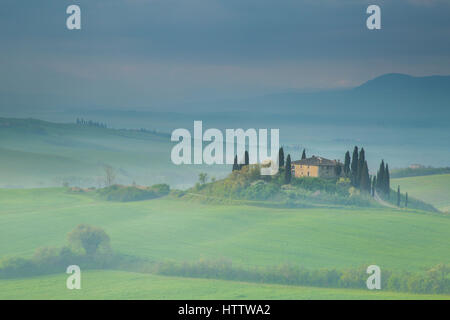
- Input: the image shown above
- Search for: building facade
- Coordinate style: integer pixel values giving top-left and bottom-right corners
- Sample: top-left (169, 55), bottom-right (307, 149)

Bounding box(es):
top-left (292, 155), bottom-right (343, 178)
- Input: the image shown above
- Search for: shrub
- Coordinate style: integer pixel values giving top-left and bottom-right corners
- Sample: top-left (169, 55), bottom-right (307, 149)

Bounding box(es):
top-left (153, 260), bottom-right (450, 294)
top-left (67, 224), bottom-right (111, 255)
top-left (0, 257), bottom-right (34, 278)
top-left (96, 184), bottom-right (170, 202)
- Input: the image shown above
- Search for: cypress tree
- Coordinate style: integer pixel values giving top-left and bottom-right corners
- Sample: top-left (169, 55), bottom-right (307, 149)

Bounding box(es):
top-left (405, 192), bottom-right (408, 208)
top-left (377, 160), bottom-right (385, 192)
top-left (397, 185), bottom-right (401, 207)
top-left (360, 160), bottom-right (370, 192)
top-left (372, 176), bottom-right (376, 197)
top-left (335, 165), bottom-right (342, 176)
top-left (344, 151), bottom-right (351, 176)
top-left (351, 146), bottom-right (359, 186)
top-left (285, 154), bottom-right (292, 184)
top-left (278, 147), bottom-right (285, 168)
top-left (301, 149), bottom-right (307, 160)
top-left (357, 148), bottom-right (365, 188)
top-left (244, 151), bottom-right (249, 166)
top-left (364, 161), bottom-right (371, 191)
top-left (232, 155), bottom-right (238, 171)
top-left (385, 164), bottom-right (390, 197)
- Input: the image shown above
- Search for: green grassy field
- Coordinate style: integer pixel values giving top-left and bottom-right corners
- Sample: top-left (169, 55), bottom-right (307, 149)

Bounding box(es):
top-left (392, 174), bottom-right (450, 213)
top-left (1, 270), bottom-right (448, 300)
top-left (1, 188), bottom-right (449, 272)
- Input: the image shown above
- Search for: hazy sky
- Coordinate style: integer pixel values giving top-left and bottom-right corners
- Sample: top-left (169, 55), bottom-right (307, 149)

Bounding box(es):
top-left (1, 0), bottom-right (450, 110)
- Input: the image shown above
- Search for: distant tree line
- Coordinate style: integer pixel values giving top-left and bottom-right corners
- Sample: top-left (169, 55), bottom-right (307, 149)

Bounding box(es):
top-left (76, 118), bottom-right (107, 128)
top-left (390, 167), bottom-right (450, 179)
top-left (155, 259), bottom-right (450, 295)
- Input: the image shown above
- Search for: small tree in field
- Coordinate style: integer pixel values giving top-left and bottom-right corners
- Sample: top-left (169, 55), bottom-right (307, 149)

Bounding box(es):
top-left (397, 186), bottom-right (401, 207)
top-left (198, 172), bottom-right (208, 185)
top-left (103, 165), bottom-right (116, 187)
top-left (68, 224), bottom-right (110, 255)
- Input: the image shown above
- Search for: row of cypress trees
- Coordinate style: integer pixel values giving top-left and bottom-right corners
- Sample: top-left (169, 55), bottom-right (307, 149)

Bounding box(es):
top-left (277, 147), bottom-right (293, 184)
top-left (343, 146), bottom-right (371, 192)
top-left (375, 160), bottom-right (391, 196)
top-left (343, 146), bottom-right (392, 197)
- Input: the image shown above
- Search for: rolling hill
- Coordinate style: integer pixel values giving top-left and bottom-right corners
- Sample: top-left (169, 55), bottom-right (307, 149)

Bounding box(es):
top-left (1, 188), bottom-right (448, 271)
top-left (0, 118), bottom-right (227, 189)
top-left (0, 187), bottom-right (449, 299)
top-left (392, 174), bottom-right (450, 213)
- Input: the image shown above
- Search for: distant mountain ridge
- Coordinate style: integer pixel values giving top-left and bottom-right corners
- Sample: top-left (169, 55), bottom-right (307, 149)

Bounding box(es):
top-left (217, 73), bottom-right (450, 125)
top-left (1, 73), bottom-right (449, 128)
top-left (355, 73), bottom-right (450, 93)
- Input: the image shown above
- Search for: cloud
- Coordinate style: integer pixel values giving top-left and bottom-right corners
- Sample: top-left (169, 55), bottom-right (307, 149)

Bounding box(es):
top-left (1, 0), bottom-right (450, 109)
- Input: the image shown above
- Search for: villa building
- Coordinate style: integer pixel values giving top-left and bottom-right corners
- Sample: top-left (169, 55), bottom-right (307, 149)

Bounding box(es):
top-left (292, 155), bottom-right (343, 178)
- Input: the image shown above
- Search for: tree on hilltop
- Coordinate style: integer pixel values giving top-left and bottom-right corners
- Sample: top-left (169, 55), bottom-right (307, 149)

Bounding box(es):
top-left (351, 146), bottom-right (359, 186)
top-left (278, 147), bottom-right (285, 168)
top-left (301, 149), bottom-right (307, 160)
top-left (232, 155), bottom-right (239, 171)
top-left (376, 160), bottom-right (385, 193)
top-left (285, 154), bottom-right (292, 184)
top-left (385, 164), bottom-right (390, 197)
top-left (344, 151), bottom-right (351, 177)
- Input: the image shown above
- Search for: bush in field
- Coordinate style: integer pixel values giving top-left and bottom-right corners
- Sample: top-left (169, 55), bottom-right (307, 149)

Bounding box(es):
top-left (241, 181), bottom-right (280, 200)
top-left (425, 264), bottom-right (450, 294)
top-left (196, 165), bottom-right (270, 200)
top-left (0, 257), bottom-right (34, 278)
top-left (291, 177), bottom-right (342, 194)
top-left (154, 260), bottom-right (450, 294)
top-left (67, 224), bottom-right (111, 255)
top-left (97, 184), bottom-right (170, 202)
top-left (151, 184), bottom-right (170, 195)
top-left (0, 225), bottom-right (117, 279)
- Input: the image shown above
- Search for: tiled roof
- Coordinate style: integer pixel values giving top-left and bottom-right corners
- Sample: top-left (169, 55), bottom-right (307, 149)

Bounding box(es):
top-left (292, 155), bottom-right (341, 166)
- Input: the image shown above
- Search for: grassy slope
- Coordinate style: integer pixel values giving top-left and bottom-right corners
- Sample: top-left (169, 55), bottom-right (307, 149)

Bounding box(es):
top-left (1, 188), bottom-right (449, 271)
top-left (1, 270), bottom-right (448, 300)
top-left (392, 174), bottom-right (450, 213)
top-left (0, 118), bottom-right (226, 188)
